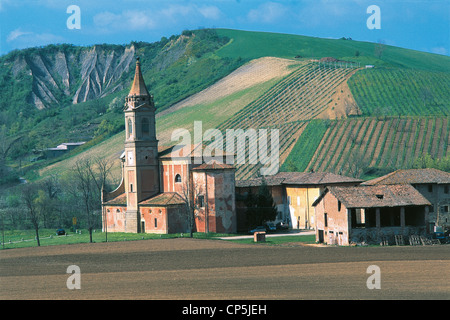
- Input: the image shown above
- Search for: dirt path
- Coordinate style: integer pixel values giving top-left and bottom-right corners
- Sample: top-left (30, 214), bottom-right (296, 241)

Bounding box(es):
top-left (1, 238), bottom-right (449, 300)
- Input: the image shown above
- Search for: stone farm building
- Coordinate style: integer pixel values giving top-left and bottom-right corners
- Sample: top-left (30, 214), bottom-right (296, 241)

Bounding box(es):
top-left (102, 59), bottom-right (236, 234)
top-left (312, 184), bottom-right (431, 245)
top-left (362, 168), bottom-right (450, 231)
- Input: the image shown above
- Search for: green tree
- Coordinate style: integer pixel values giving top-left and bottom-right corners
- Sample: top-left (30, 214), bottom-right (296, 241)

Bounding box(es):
top-left (283, 159), bottom-right (298, 172)
top-left (244, 177), bottom-right (278, 228)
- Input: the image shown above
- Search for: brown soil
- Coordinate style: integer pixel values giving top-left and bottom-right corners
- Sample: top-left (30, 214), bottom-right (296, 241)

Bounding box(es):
top-left (317, 68), bottom-right (362, 120)
top-left (1, 238), bottom-right (449, 300)
top-left (156, 57), bottom-right (301, 119)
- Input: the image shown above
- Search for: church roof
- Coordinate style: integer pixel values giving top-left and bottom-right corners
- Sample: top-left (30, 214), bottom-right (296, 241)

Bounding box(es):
top-left (139, 192), bottom-right (186, 206)
top-left (128, 57), bottom-right (150, 97)
top-left (158, 143), bottom-right (234, 159)
top-left (192, 161), bottom-right (234, 171)
top-left (104, 193), bottom-right (127, 205)
top-left (104, 192), bottom-right (186, 207)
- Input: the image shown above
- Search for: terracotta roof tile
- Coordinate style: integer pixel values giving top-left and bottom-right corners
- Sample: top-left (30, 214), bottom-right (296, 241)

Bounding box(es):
top-left (158, 143), bottom-right (233, 159)
top-left (324, 184), bottom-right (431, 208)
top-left (139, 192), bottom-right (185, 206)
top-left (192, 161), bottom-right (234, 171)
top-left (363, 168), bottom-right (450, 185)
top-left (104, 193), bottom-right (127, 205)
top-left (236, 172), bottom-right (362, 188)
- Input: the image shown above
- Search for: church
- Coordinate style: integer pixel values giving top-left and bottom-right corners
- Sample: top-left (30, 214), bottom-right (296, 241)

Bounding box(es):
top-left (101, 58), bottom-right (237, 234)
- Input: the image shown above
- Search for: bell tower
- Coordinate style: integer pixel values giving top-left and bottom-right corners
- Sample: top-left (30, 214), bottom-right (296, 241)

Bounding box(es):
top-left (123, 57), bottom-right (159, 232)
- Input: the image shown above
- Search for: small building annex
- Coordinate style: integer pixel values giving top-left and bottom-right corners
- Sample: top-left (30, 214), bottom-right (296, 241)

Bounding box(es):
top-left (312, 184), bottom-right (431, 246)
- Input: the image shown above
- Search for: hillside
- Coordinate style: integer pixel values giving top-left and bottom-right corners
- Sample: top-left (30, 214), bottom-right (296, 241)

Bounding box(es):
top-left (348, 68), bottom-right (450, 116)
top-left (38, 56), bottom-right (301, 180)
top-left (2, 28), bottom-right (449, 185)
top-left (215, 29), bottom-right (450, 73)
top-left (283, 117), bottom-right (449, 176)
top-left (0, 29), bottom-right (243, 182)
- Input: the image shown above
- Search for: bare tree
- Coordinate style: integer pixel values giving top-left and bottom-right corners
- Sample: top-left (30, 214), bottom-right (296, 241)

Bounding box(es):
top-left (88, 156), bottom-right (114, 194)
top-left (72, 159), bottom-right (98, 243)
top-left (89, 156), bottom-right (113, 242)
top-left (179, 173), bottom-right (204, 237)
top-left (34, 174), bottom-right (61, 228)
top-left (21, 183), bottom-right (41, 246)
top-left (347, 149), bottom-right (370, 178)
top-left (70, 157), bottom-right (113, 242)
top-left (3, 193), bottom-right (23, 229)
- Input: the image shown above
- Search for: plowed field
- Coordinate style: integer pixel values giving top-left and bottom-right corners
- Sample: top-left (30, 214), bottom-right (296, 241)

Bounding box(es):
top-left (1, 239), bottom-right (449, 300)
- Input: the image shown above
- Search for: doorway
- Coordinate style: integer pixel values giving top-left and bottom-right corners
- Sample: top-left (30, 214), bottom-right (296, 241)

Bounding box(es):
top-left (318, 230), bottom-right (324, 243)
top-left (141, 221), bottom-right (145, 233)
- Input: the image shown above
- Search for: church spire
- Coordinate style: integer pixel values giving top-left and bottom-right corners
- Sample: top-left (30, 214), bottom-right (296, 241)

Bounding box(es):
top-left (126, 57), bottom-right (154, 110)
top-left (128, 57), bottom-right (150, 97)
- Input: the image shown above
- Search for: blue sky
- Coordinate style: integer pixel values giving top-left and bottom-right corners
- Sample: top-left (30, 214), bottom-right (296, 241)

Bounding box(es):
top-left (0, 0), bottom-right (449, 56)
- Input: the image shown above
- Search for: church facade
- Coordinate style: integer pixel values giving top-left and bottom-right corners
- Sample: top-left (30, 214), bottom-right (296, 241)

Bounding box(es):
top-left (101, 58), bottom-right (237, 234)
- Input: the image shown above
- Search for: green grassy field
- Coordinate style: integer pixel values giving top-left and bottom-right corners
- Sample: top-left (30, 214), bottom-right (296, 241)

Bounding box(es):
top-left (0, 228), bottom-right (242, 250)
top-left (281, 119), bottom-right (330, 172)
top-left (215, 29), bottom-right (450, 72)
top-left (348, 68), bottom-right (450, 116)
top-left (0, 228), bottom-right (317, 250)
top-left (299, 116), bottom-right (450, 178)
top-left (227, 234), bottom-right (316, 245)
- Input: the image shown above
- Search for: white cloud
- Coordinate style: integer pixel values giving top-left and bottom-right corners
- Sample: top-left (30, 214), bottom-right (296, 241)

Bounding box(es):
top-left (160, 4), bottom-right (222, 22)
top-left (431, 47), bottom-right (448, 56)
top-left (198, 6), bottom-right (221, 20)
top-left (93, 11), bottom-right (121, 27)
top-left (7, 29), bottom-right (32, 42)
top-left (6, 28), bottom-right (64, 49)
top-left (296, 0), bottom-right (360, 28)
top-left (0, 0), bottom-right (13, 12)
top-left (123, 10), bottom-right (156, 30)
top-left (160, 4), bottom-right (195, 22)
top-left (93, 4), bottom-right (222, 33)
top-left (94, 10), bottom-right (155, 31)
top-left (247, 2), bottom-right (288, 24)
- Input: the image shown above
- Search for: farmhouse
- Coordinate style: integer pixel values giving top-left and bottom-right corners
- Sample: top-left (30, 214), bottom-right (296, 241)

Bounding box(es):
top-left (312, 184), bottom-right (431, 246)
top-left (102, 58), bottom-right (236, 234)
top-left (235, 171), bottom-right (362, 232)
top-left (363, 168), bottom-right (450, 231)
top-left (44, 142), bottom-right (85, 159)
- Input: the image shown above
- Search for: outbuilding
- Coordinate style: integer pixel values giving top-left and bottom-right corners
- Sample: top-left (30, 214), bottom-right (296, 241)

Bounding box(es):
top-left (312, 184), bottom-right (431, 245)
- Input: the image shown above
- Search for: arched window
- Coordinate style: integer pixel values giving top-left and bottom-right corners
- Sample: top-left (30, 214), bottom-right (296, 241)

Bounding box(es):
top-left (127, 118), bottom-right (133, 137)
top-left (141, 118), bottom-right (149, 135)
top-left (175, 174), bottom-right (182, 183)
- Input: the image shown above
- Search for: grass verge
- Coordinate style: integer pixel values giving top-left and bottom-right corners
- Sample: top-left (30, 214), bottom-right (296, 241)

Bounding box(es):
top-left (227, 235), bottom-right (316, 245)
top-left (0, 229), bottom-right (242, 250)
